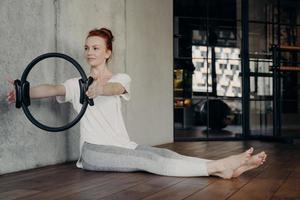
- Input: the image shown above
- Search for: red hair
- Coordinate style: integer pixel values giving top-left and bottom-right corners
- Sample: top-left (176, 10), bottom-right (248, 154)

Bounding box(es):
top-left (87, 28), bottom-right (114, 62)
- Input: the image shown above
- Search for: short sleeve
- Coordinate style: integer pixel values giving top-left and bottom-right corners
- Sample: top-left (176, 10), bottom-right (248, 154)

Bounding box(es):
top-left (109, 73), bottom-right (131, 101)
top-left (56, 78), bottom-right (79, 104)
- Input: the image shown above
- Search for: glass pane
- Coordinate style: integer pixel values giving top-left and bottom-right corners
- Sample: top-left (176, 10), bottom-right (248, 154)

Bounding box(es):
top-left (192, 30), bottom-right (208, 46)
top-left (215, 47), bottom-right (241, 97)
top-left (249, 59), bottom-right (272, 73)
top-left (279, 0), bottom-right (300, 25)
top-left (249, 0), bottom-right (277, 22)
top-left (175, 96), bottom-right (210, 139)
top-left (249, 23), bottom-right (269, 53)
top-left (280, 71), bottom-right (300, 137)
top-left (192, 46), bottom-right (212, 93)
top-left (250, 77), bottom-right (273, 97)
top-left (250, 100), bottom-right (273, 136)
top-left (207, 98), bottom-right (242, 138)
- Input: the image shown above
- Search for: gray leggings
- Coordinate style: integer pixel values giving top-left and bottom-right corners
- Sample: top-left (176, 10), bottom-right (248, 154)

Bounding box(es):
top-left (81, 142), bottom-right (211, 177)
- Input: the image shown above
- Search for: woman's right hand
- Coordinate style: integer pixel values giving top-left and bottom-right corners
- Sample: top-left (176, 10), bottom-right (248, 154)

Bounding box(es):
top-left (6, 78), bottom-right (16, 104)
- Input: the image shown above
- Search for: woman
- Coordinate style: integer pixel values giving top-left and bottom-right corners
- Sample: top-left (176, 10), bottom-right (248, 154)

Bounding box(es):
top-left (7, 28), bottom-right (267, 179)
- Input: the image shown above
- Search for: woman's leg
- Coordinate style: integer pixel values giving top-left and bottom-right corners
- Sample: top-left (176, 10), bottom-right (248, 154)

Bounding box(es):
top-left (136, 145), bottom-right (212, 163)
top-left (136, 145), bottom-right (267, 179)
top-left (81, 143), bottom-right (267, 179)
top-left (81, 142), bottom-right (209, 177)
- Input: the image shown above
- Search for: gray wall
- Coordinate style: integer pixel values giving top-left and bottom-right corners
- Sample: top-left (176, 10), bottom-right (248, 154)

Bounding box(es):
top-left (126, 0), bottom-right (173, 145)
top-left (0, 0), bottom-right (173, 174)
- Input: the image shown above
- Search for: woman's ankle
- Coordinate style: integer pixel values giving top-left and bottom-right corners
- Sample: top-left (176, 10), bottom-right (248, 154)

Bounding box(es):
top-left (206, 160), bottom-right (224, 175)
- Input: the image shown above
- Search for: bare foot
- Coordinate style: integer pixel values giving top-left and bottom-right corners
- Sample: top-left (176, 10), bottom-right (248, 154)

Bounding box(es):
top-left (208, 147), bottom-right (253, 179)
top-left (232, 151), bottom-right (267, 178)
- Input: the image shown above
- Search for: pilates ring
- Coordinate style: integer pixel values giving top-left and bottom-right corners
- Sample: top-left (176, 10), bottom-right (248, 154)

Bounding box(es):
top-left (14, 52), bottom-right (94, 132)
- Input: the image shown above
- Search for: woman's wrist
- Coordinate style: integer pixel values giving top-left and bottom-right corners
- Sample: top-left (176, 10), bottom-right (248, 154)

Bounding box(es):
top-left (97, 85), bottom-right (104, 96)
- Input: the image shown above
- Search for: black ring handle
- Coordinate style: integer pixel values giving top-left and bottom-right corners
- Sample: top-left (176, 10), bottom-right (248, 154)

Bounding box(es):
top-left (87, 76), bottom-right (94, 106)
top-left (14, 80), bottom-right (22, 108)
top-left (15, 52), bottom-right (93, 132)
top-left (79, 76), bottom-right (94, 106)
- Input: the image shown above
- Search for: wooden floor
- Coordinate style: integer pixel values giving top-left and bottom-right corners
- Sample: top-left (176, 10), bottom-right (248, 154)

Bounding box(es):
top-left (1, 140), bottom-right (300, 200)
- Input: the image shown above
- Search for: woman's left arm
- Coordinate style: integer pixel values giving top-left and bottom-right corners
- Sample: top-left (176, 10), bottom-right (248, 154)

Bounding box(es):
top-left (86, 81), bottom-right (126, 99)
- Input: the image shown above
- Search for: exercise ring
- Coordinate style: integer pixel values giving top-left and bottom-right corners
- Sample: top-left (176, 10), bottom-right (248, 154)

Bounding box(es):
top-left (14, 52), bottom-right (94, 132)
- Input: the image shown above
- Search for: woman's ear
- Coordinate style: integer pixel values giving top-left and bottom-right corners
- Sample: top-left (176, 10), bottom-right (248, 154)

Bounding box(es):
top-left (105, 49), bottom-right (112, 59)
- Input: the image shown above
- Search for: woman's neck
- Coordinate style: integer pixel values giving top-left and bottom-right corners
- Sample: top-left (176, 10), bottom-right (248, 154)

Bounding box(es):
top-left (90, 64), bottom-right (112, 80)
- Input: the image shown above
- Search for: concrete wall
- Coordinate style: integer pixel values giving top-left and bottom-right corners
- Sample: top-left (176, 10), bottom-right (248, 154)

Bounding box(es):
top-left (126, 0), bottom-right (173, 145)
top-left (0, 0), bottom-right (173, 174)
top-left (0, 0), bottom-right (69, 174)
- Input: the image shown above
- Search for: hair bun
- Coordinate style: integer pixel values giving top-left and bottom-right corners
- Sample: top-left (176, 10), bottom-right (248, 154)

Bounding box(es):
top-left (99, 28), bottom-right (114, 41)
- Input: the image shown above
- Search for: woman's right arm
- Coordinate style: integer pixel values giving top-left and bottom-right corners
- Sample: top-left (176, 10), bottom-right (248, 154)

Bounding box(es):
top-left (7, 81), bottom-right (65, 104)
top-left (30, 84), bottom-right (65, 99)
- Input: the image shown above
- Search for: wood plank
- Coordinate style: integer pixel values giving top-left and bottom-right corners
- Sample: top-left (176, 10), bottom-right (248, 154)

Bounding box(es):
top-left (0, 189), bottom-right (40, 200)
top-left (271, 161), bottom-right (300, 199)
top-left (141, 177), bottom-right (216, 200)
top-left (226, 164), bottom-right (292, 200)
top-left (0, 162), bottom-right (74, 186)
top-left (56, 173), bottom-right (155, 200)
top-left (0, 165), bottom-right (79, 193)
top-left (271, 176), bottom-right (300, 200)
top-left (99, 176), bottom-right (185, 200)
top-left (184, 164), bottom-right (267, 200)
top-left (20, 172), bottom-right (136, 200)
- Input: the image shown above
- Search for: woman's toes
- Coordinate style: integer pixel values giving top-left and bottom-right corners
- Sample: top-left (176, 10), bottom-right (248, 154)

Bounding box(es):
top-left (249, 147), bottom-right (254, 153)
top-left (246, 147), bottom-right (254, 155)
top-left (259, 152), bottom-right (266, 158)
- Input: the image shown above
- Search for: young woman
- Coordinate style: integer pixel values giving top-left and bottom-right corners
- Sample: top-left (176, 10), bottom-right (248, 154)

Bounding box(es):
top-left (7, 28), bottom-right (267, 179)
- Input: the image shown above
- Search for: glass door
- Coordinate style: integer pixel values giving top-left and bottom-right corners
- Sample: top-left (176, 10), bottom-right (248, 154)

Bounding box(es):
top-left (173, 0), bottom-right (243, 140)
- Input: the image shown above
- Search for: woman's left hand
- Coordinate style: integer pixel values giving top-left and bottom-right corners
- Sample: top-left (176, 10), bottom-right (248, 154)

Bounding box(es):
top-left (86, 78), bottom-right (104, 99)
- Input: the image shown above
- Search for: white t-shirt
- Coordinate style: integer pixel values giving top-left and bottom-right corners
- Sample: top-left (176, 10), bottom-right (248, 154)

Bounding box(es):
top-left (57, 73), bottom-right (138, 168)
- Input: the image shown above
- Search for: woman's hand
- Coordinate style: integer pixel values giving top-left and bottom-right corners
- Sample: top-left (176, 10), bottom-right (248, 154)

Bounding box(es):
top-left (6, 78), bottom-right (16, 104)
top-left (86, 78), bottom-right (104, 99)
top-left (6, 75), bottom-right (66, 104)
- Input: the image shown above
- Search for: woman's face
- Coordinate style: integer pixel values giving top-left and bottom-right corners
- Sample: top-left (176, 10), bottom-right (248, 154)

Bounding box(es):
top-left (84, 36), bottom-right (111, 67)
